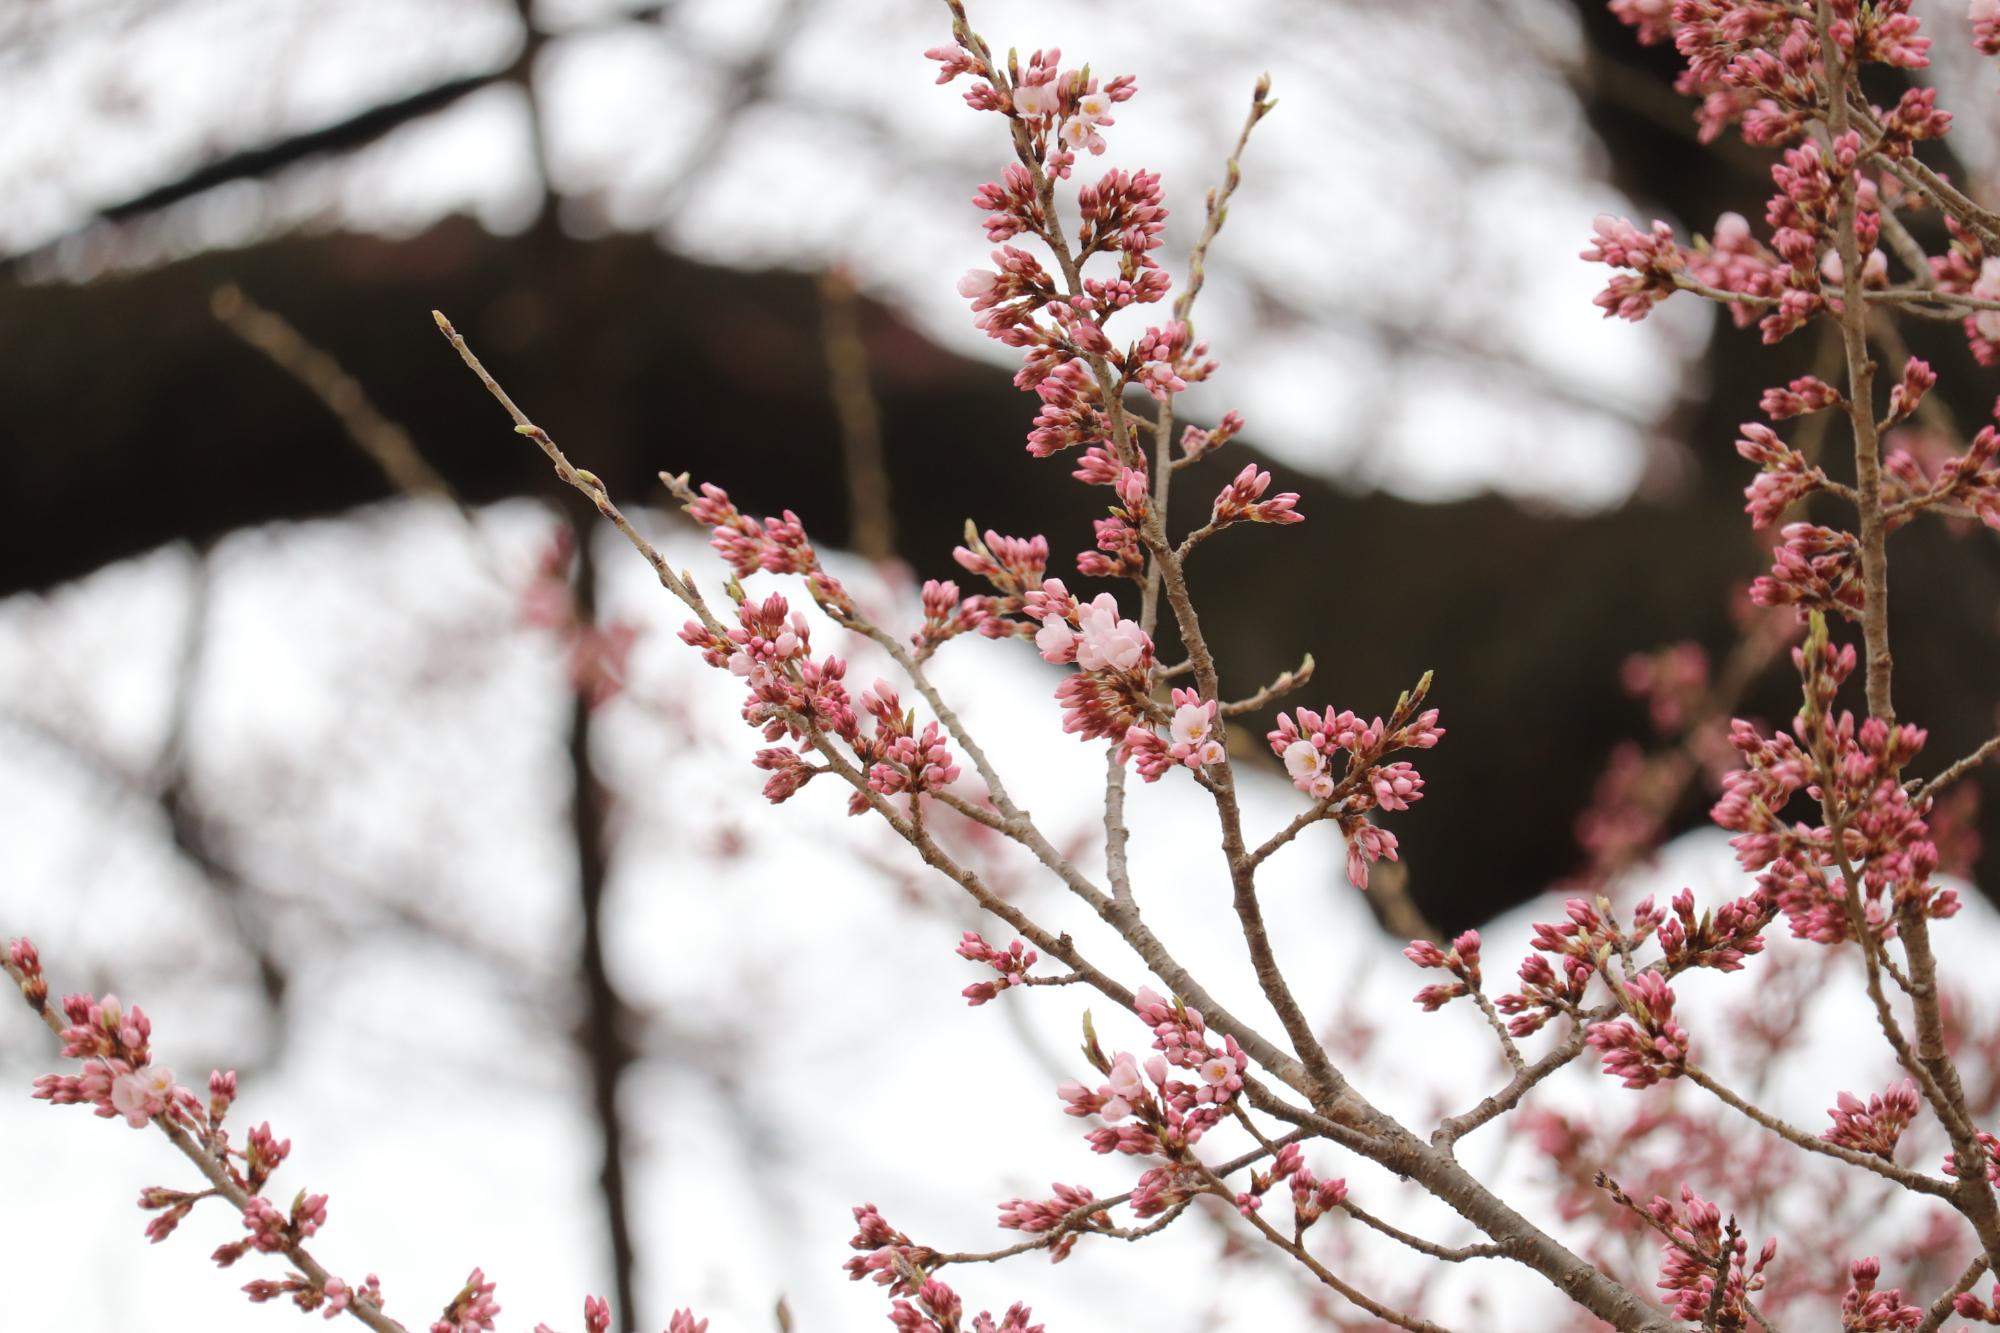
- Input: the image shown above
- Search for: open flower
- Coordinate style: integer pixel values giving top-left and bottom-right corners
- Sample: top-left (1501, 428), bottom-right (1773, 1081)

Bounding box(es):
top-left (1074, 595), bottom-right (1150, 672)
top-left (109, 1065), bottom-right (176, 1129)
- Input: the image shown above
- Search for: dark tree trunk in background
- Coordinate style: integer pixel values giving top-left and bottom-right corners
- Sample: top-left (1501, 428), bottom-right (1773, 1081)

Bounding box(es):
top-left (9, 215), bottom-right (1998, 932)
top-left (6, 0), bottom-right (2000, 930)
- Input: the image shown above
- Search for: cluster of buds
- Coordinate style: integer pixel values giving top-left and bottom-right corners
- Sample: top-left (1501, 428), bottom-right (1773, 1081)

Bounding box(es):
top-left (844, 1206), bottom-right (1041, 1329)
top-left (1497, 885), bottom-right (1764, 1060)
top-left (912, 529), bottom-right (1057, 654)
top-left (844, 1204), bottom-right (939, 1293)
top-left (29, 990), bottom-right (182, 1128)
top-left (5, 946), bottom-right (414, 1324)
top-left (933, 45), bottom-right (1179, 430)
top-left (1644, 887), bottom-right (1771, 974)
top-left (1882, 411), bottom-right (2000, 530)
top-left (1401, 930), bottom-right (1483, 1013)
top-left (913, 577), bottom-right (1010, 657)
top-left (1057, 1008), bottom-right (1247, 1159)
top-left (1586, 135), bottom-right (1886, 343)
top-left (1928, 216), bottom-right (2000, 364)
top-left (1711, 615), bottom-right (1956, 944)
top-left (432, 1268), bottom-right (501, 1333)
top-left (1207, 464), bottom-right (1302, 530)
top-left (1584, 971), bottom-right (1690, 1089)
top-left (1581, 214), bottom-right (1685, 322)
top-left (681, 590), bottom-right (856, 798)
top-left (1686, 213), bottom-right (1783, 333)
top-left (1821, 1081), bottom-right (1920, 1161)
top-left (224, 1190), bottom-right (327, 1261)
top-left (1496, 900), bottom-right (1613, 1037)
top-left (1264, 676), bottom-right (1442, 888)
top-left (994, 1183), bottom-right (1109, 1263)
top-left (1119, 687), bottom-right (1225, 782)
top-left (1178, 410), bottom-right (1244, 463)
top-left (1734, 420), bottom-right (1829, 531)
top-left (1647, 1186), bottom-right (1776, 1328)
top-left (1233, 1142), bottom-right (1348, 1234)
top-left (955, 932), bottom-right (1040, 1006)
top-left (674, 495), bottom-right (977, 815)
top-left (8, 936), bottom-right (47, 1011)
top-left (684, 481), bottom-right (819, 580)
top-left (854, 680), bottom-right (963, 807)
top-left (1839, 1257), bottom-right (1923, 1331)
top-left (673, 479), bottom-right (853, 617)
top-left (1942, 1130), bottom-right (2000, 1187)
top-left (244, 1270), bottom-right (381, 1321)
top-left (1750, 523), bottom-right (1865, 617)
top-left (1128, 987), bottom-right (1248, 1099)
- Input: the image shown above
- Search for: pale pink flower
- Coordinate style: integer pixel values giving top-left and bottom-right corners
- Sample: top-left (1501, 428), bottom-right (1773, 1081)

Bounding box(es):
top-left (1283, 739), bottom-right (1325, 787)
top-left (1035, 620), bottom-right (1077, 663)
top-left (1060, 117), bottom-right (1106, 155)
top-left (1107, 1052), bottom-right (1145, 1101)
top-left (1074, 594), bottom-right (1149, 672)
top-left (1012, 81), bottom-right (1059, 118)
top-left (957, 269), bottom-right (999, 300)
top-left (1198, 1057), bottom-right (1232, 1086)
top-left (109, 1065), bottom-right (175, 1129)
top-left (1169, 701), bottom-right (1212, 749)
top-left (1974, 258), bottom-right (2000, 340)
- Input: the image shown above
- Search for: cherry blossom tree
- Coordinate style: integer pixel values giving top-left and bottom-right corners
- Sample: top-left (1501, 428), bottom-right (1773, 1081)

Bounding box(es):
top-left (15, 0), bottom-right (2000, 1329)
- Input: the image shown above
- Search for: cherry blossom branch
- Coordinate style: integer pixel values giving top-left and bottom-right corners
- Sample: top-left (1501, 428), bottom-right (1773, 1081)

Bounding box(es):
top-left (1337, 1199), bottom-right (1510, 1264)
top-left (932, 1131), bottom-right (1306, 1268)
top-left (2, 945), bottom-right (410, 1333)
top-left (1217, 655), bottom-right (1315, 718)
top-left (387, 282), bottom-right (1685, 1323)
top-left (1680, 1063), bottom-right (1953, 1197)
top-left (1432, 1019), bottom-right (1598, 1150)
top-left (1915, 732), bottom-right (2000, 806)
top-left (1820, 0), bottom-right (1894, 728)
top-left (1918, 1253), bottom-right (1988, 1333)
top-left (436, 308), bottom-right (1346, 1119)
top-left (1185, 1158), bottom-right (1453, 1333)
top-left (1468, 987), bottom-right (1526, 1076)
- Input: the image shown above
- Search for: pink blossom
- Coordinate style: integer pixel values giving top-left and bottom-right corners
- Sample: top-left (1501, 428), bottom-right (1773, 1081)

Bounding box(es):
top-left (109, 1064), bottom-right (176, 1129)
top-left (1282, 738), bottom-right (1333, 799)
top-left (1106, 1052), bottom-right (1145, 1102)
top-left (1059, 117), bottom-right (1106, 156)
top-left (1974, 258), bottom-right (2000, 342)
top-left (1034, 620), bottom-right (1077, 664)
top-left (957, 269), bottom-right (1000, 301)
top-left (1073, 594), bottom-right (1150, 673)
top-left (1012, 80), bottom-right (1059, 119)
